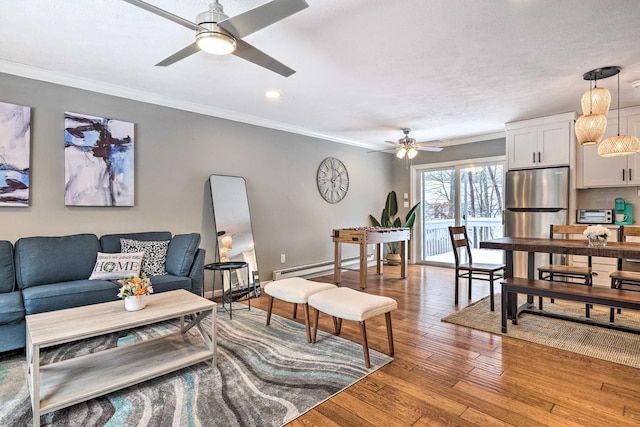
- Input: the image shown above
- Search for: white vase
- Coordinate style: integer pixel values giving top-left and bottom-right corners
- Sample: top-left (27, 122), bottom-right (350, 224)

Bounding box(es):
top-left (124, 295), bottom-right (147, 311)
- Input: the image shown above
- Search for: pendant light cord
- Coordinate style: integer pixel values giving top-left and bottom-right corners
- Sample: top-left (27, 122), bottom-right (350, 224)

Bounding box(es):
top-left (617, 72), bottom-right (621, 137)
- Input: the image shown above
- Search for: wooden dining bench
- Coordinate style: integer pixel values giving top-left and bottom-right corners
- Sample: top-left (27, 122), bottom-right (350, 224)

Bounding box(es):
top-left (500, 277), bottom-right (640, 333)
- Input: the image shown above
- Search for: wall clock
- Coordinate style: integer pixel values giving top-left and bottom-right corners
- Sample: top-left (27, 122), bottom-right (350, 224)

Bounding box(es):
top-left (317, 157), bottom-right (349, 204)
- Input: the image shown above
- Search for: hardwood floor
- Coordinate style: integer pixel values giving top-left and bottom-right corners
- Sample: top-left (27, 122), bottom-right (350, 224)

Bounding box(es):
top-left (249, 264), bottom-right (640, 426)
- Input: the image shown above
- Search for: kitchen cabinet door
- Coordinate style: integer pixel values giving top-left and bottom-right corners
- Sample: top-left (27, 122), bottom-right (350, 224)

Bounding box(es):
top-left (581, 120), bottom-right (628, 187)
top-left (507, 126), bottom-right (538, 169)
top-left (627, 114), bottom-right (640, 185)
top-left (580, 114), bottom-right (640, 187)
top-left (537, 121), bottom-right (571, 167)
top-left (507, 121), bottom-right (570, 169)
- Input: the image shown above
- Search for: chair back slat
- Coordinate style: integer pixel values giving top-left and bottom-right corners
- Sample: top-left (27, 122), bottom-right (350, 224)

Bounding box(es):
top-left (623, 226), bottom-right (640, 238)
top-left (448, 226), bottom-right (472, 266)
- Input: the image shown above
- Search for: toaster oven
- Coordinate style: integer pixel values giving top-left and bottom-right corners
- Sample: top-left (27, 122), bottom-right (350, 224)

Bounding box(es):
top-left (576, 209), bottom-right (613, 224)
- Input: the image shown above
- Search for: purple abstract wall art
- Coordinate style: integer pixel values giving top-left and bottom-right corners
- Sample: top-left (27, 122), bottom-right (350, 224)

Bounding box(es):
top-left (0, 101), bottom-right (31, 207)
top-left (64, 112), bottom-right (135, 206)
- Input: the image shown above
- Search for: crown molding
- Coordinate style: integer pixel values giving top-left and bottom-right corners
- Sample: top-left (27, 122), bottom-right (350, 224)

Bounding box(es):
top-left (0, 59), bottom-right (373, 149)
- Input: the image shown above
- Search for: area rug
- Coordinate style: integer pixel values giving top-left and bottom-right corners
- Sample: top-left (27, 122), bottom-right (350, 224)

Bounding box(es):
top-left (0, 307), bottom-right (392, 427)
top-left (442, 294), bottom-right (640, 368)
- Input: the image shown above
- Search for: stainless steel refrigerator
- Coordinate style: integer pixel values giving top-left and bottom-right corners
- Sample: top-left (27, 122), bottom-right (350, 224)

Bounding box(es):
top-left (504, 166), bottom-right (570, 278)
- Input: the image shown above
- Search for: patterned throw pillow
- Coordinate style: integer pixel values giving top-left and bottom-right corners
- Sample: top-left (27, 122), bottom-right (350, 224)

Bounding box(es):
top-left (89, 252), bottom-right (144, 280)
top-left (120, 238), bottom-right (170, 276)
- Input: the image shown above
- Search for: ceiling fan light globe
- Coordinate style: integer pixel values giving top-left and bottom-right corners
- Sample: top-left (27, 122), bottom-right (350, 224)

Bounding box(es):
top-left (396, 148), bottom-right (407, 159)
top-left (196, 32), bottom-right (237, 55)
top-left (407, 148), bottom-right (418, 159)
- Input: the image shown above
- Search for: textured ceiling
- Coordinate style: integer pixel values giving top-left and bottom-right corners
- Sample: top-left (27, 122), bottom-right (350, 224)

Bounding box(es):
top-left (1, 0), bottom-right (640, 150)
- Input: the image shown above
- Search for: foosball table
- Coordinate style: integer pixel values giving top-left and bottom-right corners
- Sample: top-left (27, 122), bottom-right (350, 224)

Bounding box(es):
top-left (332, 227), bottom-right (410, 289)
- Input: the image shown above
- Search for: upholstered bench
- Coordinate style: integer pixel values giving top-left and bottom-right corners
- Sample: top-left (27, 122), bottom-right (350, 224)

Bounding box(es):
top-left (264, 278), bottom-right (337, 342)
top-left (308, 287), bottom-right (397, 368)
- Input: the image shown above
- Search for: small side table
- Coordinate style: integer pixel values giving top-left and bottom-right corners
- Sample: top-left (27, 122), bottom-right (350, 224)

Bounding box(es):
top-left (205, 261), bottom-right (251, 319)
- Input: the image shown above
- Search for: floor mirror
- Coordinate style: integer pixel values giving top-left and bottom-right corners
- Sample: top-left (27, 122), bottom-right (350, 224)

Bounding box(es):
top-left (208, 175), bottom-right (259, 301)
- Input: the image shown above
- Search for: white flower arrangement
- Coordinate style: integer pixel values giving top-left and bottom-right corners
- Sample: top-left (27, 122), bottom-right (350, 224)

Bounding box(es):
top-left (582, 224), bottom-right (612, 240)
top-left (117, 273), bottom-right (154, 298)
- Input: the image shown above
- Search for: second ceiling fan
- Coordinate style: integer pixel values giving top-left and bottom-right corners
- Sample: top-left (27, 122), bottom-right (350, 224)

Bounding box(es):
top-left (383, 128), bottom-right (444, 159)
top-left (122, 0), bottom-right (309, 77)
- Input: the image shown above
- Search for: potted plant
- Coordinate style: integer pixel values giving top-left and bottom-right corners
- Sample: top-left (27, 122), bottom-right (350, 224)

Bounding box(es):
top-left (117, 273), bottom-right (154, 311)
top-left (369, 190), bottom-right (421, 265)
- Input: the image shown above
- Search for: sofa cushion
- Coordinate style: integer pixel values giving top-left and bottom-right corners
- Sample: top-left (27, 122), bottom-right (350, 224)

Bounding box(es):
top-left (0, 240), bottom-right (15, 293)
top-left (166, 233), bottom-right (201, 276)
top-left (148, 274), bottom-right (192, 294)
top-left (15, 234), bottom-right (101, 289)
top-left (0, 292), bottom-right (24, 324)
top-left (99, 232), bottom-right (172, 253)
top-left (89, 252), bottom-right (144, 280)
top-left (21, 279), bottom-right (119, 315)
top-left (121, 239), bottom-right (169, 276)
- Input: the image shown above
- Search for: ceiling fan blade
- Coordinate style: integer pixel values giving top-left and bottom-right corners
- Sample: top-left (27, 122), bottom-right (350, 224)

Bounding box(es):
top-left (155, 43), bottom-right (200, 66)
top-left (121, 0), bottom-right (201, 31)
top-left (367, 148), bottom-right (397, 154)
top-left (219, 0), bottom-right (309, 39)
top-left (233, 39), bottom-right (295, 77)
top-left (417, 146), bottom-right (444, 152)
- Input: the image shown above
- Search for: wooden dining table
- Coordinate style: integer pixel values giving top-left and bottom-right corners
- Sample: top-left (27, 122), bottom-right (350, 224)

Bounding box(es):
top-left (480, 236), bottom-right (640, 326)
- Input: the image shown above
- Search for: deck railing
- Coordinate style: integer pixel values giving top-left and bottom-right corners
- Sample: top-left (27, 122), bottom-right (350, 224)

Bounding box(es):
top-left (422, 218), bottom-right (502, 257)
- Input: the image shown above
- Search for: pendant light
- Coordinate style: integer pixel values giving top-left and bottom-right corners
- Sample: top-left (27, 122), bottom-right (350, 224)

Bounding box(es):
top-left (598, 69), bottom-right (640, 157)
top-left (575, 67), bottom-right (616, 146)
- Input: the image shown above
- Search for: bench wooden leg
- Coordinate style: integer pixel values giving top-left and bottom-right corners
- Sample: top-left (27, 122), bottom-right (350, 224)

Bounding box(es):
top-left (311, 308), bottom-right (320, 343)
top-left (303, 303), bottom-right (312, 343)
top-left (333, 317), bottom-right (342, 335)
top-left (501, 291), bottom-right (508, 333)
top-left (359, 320), bottom-right (371, 368)
top-left (293, 303), bottom-right (298, 319)
top-left (385, 312), bottom-right (394, 356)
top-left (266, 295), bottom-right (274, 325)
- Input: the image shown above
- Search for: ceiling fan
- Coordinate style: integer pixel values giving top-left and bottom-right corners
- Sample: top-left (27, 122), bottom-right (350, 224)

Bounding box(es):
top-left (122, 0), bottom-right (309, 77)
top-left (379, 128), bottom-right (444, 159)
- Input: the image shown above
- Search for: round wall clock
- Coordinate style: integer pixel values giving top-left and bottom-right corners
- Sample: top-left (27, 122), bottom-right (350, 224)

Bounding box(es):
top-left (317, 157), bottom-right (349, 204)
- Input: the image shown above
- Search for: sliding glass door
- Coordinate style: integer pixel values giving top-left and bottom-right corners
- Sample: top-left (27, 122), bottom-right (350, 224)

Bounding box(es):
top-left (413, 158), bottom-right (504, 267)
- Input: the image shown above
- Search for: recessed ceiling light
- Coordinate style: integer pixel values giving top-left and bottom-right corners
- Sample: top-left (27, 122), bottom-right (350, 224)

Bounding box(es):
top-left (632, 80), bottom-right (640, 89)
top-left (265, 90), bottom-right (281, 99)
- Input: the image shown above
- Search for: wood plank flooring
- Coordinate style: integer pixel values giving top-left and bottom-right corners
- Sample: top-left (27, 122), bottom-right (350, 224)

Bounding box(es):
top-left (249, 265), bottom-right (640, 426)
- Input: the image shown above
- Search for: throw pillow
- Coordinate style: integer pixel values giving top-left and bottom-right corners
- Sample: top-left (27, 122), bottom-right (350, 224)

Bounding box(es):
top-left (89, 252), bottom-right (144, 280)
top-left (120, 238), bottom-right (170, 276)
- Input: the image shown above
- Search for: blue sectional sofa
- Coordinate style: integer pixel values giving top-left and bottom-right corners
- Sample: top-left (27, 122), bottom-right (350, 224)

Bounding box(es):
top-left (0, 241), bottom-right (25, 353)
top-left (1, 231), bottom-right (205, 353)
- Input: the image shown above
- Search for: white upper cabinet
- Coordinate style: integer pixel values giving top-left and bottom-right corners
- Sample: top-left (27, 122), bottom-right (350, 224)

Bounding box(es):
top-left (578, 110), bottom-right (640, 188)
top-left (506, 113), bottom-right (574, 170)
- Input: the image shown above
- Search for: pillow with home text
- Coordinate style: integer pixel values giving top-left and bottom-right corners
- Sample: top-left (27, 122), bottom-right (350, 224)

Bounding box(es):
top-left (89, 252), bottom-right (144, 280)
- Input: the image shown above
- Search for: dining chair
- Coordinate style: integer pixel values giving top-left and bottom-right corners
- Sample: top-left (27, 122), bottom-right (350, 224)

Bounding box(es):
top-left (448, 226), bottom-right (505, 311)
top-left (537, 224), bottom-right (593, 316)
top-left (610, 225), bottom-right (640, 322)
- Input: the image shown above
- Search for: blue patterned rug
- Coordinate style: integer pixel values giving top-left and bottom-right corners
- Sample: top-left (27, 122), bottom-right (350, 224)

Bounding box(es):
top-left (0, 307), bottom-right (392, 426)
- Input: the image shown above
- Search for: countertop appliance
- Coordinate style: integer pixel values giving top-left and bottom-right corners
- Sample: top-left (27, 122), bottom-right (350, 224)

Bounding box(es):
top-left (614, 197), bottom-right (633, 225)
top-left (504, 166), bottom-right (569, 278)
top-left (576, 209), bottom-right (613, 224)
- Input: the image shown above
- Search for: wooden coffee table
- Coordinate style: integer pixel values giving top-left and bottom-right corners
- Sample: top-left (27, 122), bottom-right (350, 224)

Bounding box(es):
top-left (25, 289), bottom-right (216, 427)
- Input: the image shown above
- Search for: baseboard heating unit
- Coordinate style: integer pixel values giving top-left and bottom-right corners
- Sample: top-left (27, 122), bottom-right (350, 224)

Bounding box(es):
top-left (272, 255), bottom-right (374, 281)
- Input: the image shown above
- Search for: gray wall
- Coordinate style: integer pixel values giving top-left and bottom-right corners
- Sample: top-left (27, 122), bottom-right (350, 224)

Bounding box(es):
top-left (0, 73), bottom-right (394, 291)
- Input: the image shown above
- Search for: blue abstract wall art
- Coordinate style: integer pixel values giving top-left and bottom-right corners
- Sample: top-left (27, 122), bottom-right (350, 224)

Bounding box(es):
top-left (0, 101), bottom-right (31, 207)
top-left (65, 112), bottom-right (135, 206)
